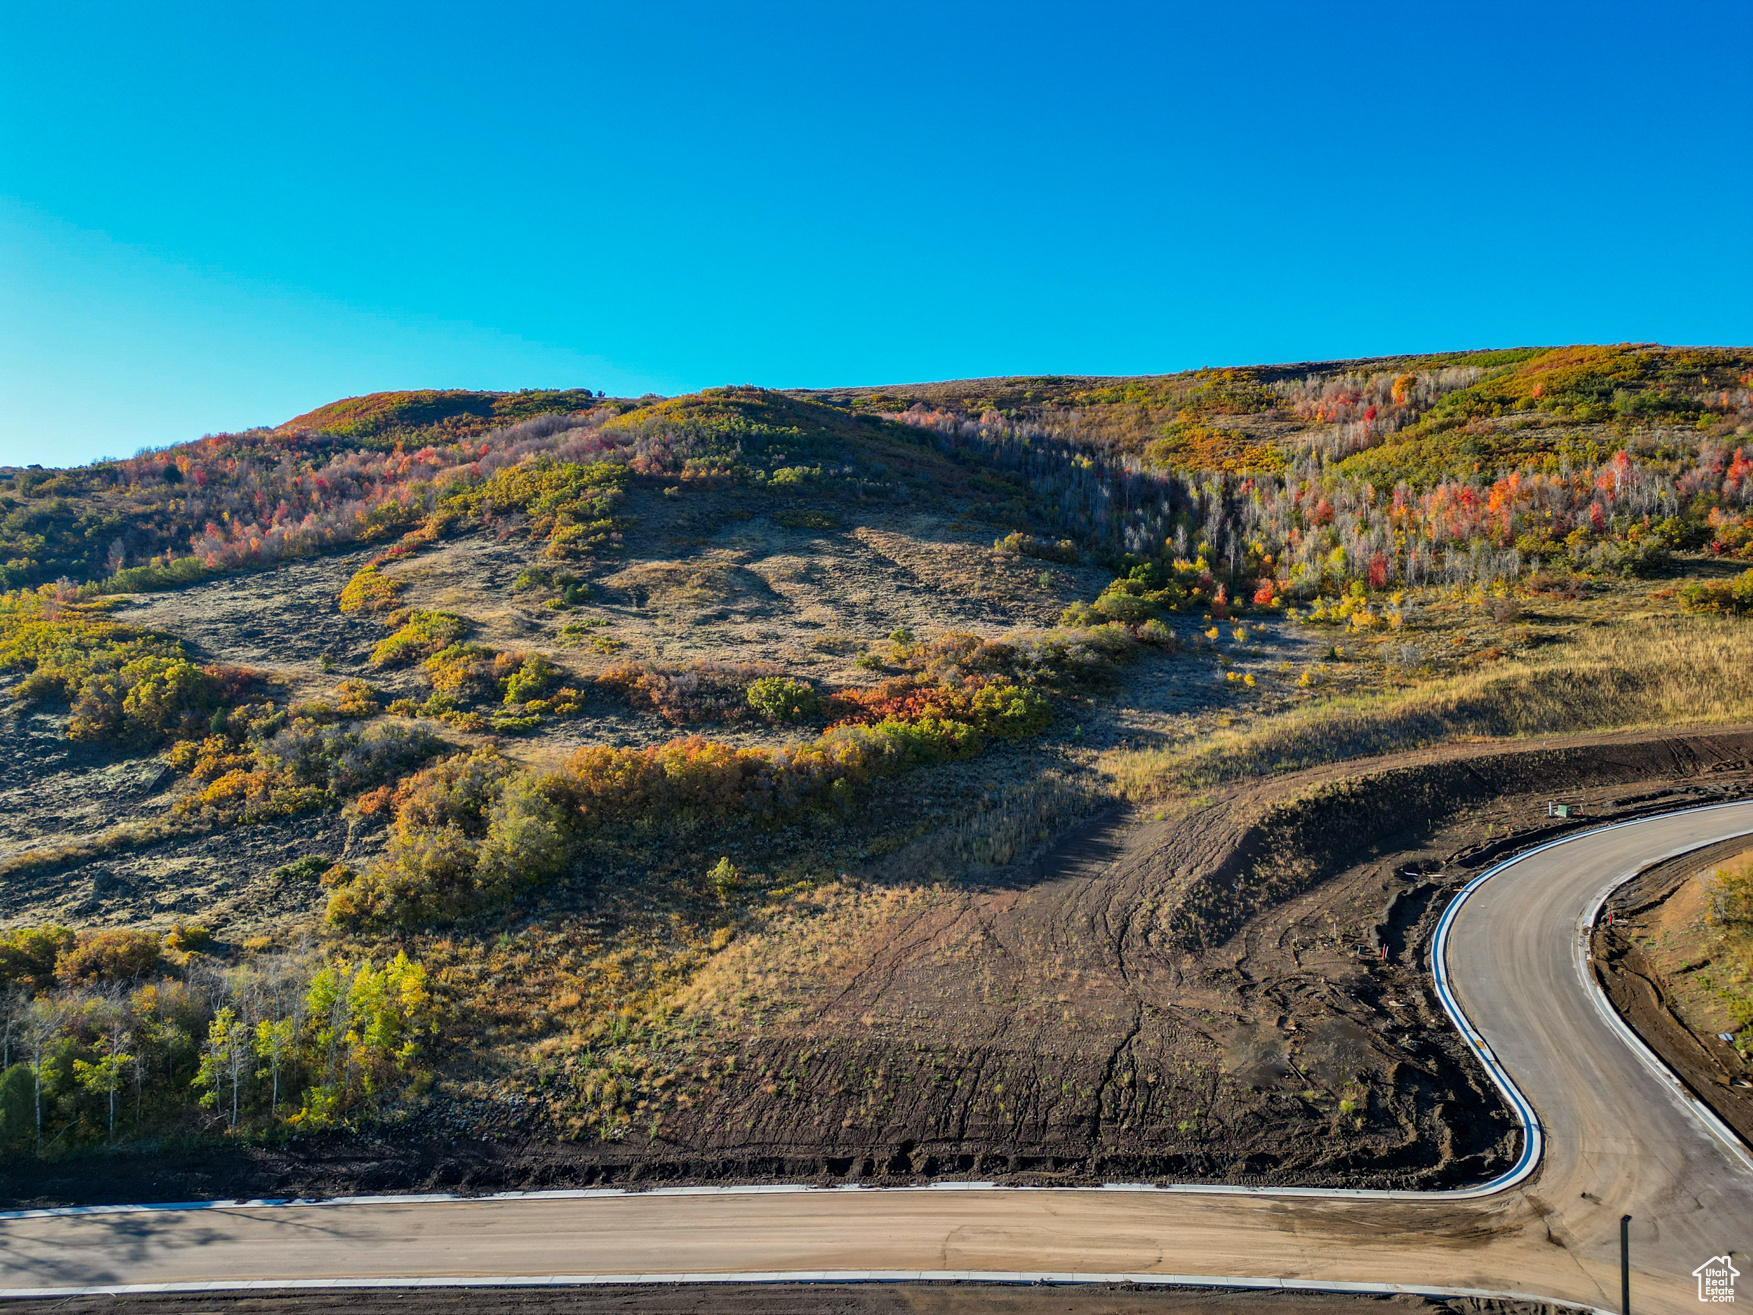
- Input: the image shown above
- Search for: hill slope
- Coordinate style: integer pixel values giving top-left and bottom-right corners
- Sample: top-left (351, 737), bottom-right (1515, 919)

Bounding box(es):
top-left (277, 388), bottom-right (616, 448)
top-left (5, 343), bottom-right (1749, 596)
top-left (1, 344), bottom-right (1752, 1200)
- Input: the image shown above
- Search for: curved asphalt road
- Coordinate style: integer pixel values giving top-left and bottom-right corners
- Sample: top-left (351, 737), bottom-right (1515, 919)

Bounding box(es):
top-left (6, 801), bottom-right (1753, 1313)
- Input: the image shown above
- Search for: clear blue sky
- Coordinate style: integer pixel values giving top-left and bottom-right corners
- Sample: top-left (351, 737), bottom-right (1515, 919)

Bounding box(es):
top-left (2, 1), bottom-right (1749, 467)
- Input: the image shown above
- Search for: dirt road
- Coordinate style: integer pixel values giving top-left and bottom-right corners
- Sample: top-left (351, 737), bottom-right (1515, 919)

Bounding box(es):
top-left (6, 803), bottom-right (1753, 1313)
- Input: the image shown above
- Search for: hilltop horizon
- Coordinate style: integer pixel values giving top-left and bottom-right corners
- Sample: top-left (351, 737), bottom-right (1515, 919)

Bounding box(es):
top-left (10, 341), bottom-right (1751, 475)
top-left (276, 339), bottom-right (1746, 428)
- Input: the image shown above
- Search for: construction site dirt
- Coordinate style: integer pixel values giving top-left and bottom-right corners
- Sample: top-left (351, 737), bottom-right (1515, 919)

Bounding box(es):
top-left (8, 727), bottom-right (1751, 1211)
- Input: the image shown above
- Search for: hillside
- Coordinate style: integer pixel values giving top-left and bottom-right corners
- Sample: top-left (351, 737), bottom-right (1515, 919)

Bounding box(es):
top-left (3, 344), bottom-right (1753, 1199)
top-left (806, 342), bottom-right (1751, 474)
top-left (276, 389), bottom-right (619, 447)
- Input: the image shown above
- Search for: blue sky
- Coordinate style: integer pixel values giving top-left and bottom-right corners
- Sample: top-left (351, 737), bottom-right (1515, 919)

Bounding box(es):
top-left (2, 1), bottom-right (1749, 467)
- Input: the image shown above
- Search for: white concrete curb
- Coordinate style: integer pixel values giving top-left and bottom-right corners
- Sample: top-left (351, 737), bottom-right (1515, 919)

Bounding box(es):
top-left (1575, 831), bottom-right (1753, 1176)
top-left (0, 1270), bottom-right (1608, 1311)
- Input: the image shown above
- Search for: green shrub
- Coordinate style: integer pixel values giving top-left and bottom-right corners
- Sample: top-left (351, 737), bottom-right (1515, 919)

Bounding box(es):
top-left (92, 555), bottom-right (216, 595)
top-left (968, 683), bottom-right (1052, 736)
top-left (325, 750), bottom-right (573, 929)
top-left (370, 610), bottom-right (469, 667)
top-left (1681, 568), bottom-right (1753, 617)
top-left (1091, 590), bottom-right (1156, 625)
top-left (0, 926), bottom-right (76, 993)
top-left (444, 459), bottom-right (628, 561)
top-left (259, 719), bottom-right (446, 797)
top-left (502, 653), bottom-right (560, 705)
top-left (994, 532), bottom-right (1078, 564)
top-left (853, 716), bottom-right (982, 765)
top-left (270, 855), bottom-right (334, 884)
top-left (747, 676), bottom-right (820, 722)
top-left (163, 923), bottom-right (212, 954)
top-left (55, 930), bottom-right (164, 985)
top-left (1, 596), bottom-right (254, 745)
top-left (473, 773), bottom-right (573, 892)
top-left (1593, 539), bottom-right (1672, 578)
top-left (513, 567), bottom-right (591, 604)
top-left (707, 856), bottom-right (742, 895)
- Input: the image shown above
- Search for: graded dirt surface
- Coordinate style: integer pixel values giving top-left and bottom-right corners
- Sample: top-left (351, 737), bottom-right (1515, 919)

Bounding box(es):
top-left (0, 1285), bottom-right (1561, 1315)
top-left (7, 801), bottom-right (1753, 1314)
top-left (535, 727), bottom-right (1753, 1189)
top-left (7, 728), bottom-right (1753, 1213)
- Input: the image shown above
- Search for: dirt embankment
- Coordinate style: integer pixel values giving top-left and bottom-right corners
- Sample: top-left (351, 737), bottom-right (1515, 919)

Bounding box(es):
top-left (0, 1286), bottom-right (1565, 1315)
top-left (11, 727), bottom-right (1751, 1210)
top-left (1166, 729), bottom-right (1753, 949)
top-left (1592, 836), bottom-right (1753, 1143)
top-left (587, 727), bottom-right (1753, 1194)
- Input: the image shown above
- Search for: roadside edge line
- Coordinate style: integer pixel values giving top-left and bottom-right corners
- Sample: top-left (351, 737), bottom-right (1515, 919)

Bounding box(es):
top-left (0, 1270), bottom-right (1608, 1312)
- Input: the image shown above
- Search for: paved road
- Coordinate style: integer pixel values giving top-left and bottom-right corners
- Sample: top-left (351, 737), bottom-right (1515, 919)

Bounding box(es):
top-left (7, 802), bottom-right (1753, 1312)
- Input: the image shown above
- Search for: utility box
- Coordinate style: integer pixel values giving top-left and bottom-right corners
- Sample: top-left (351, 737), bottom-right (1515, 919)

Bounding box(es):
top-left (1548, 802), bottom-right (1572, 819)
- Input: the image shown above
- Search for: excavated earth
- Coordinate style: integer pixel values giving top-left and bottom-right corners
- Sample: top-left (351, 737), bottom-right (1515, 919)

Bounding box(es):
top-left (595, 725), bottom-right (1753, 1190)
top-left (8, 726), bottom-right (1752, 1209)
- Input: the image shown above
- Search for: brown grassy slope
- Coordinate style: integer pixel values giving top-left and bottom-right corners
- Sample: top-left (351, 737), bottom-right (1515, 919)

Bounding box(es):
top-left (7, 355), bottom-right (1753, 1197)
top-left (0, 464), bottom-right (1160, 928)
top-left (1105, 611), bottom-right (1753, 801)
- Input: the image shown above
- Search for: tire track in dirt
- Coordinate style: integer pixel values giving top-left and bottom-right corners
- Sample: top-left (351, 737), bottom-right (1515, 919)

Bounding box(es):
top-left (11, 728), bottom-right (1753, 1203)
top-left (618, 725), bottom-right (1753, 1188)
